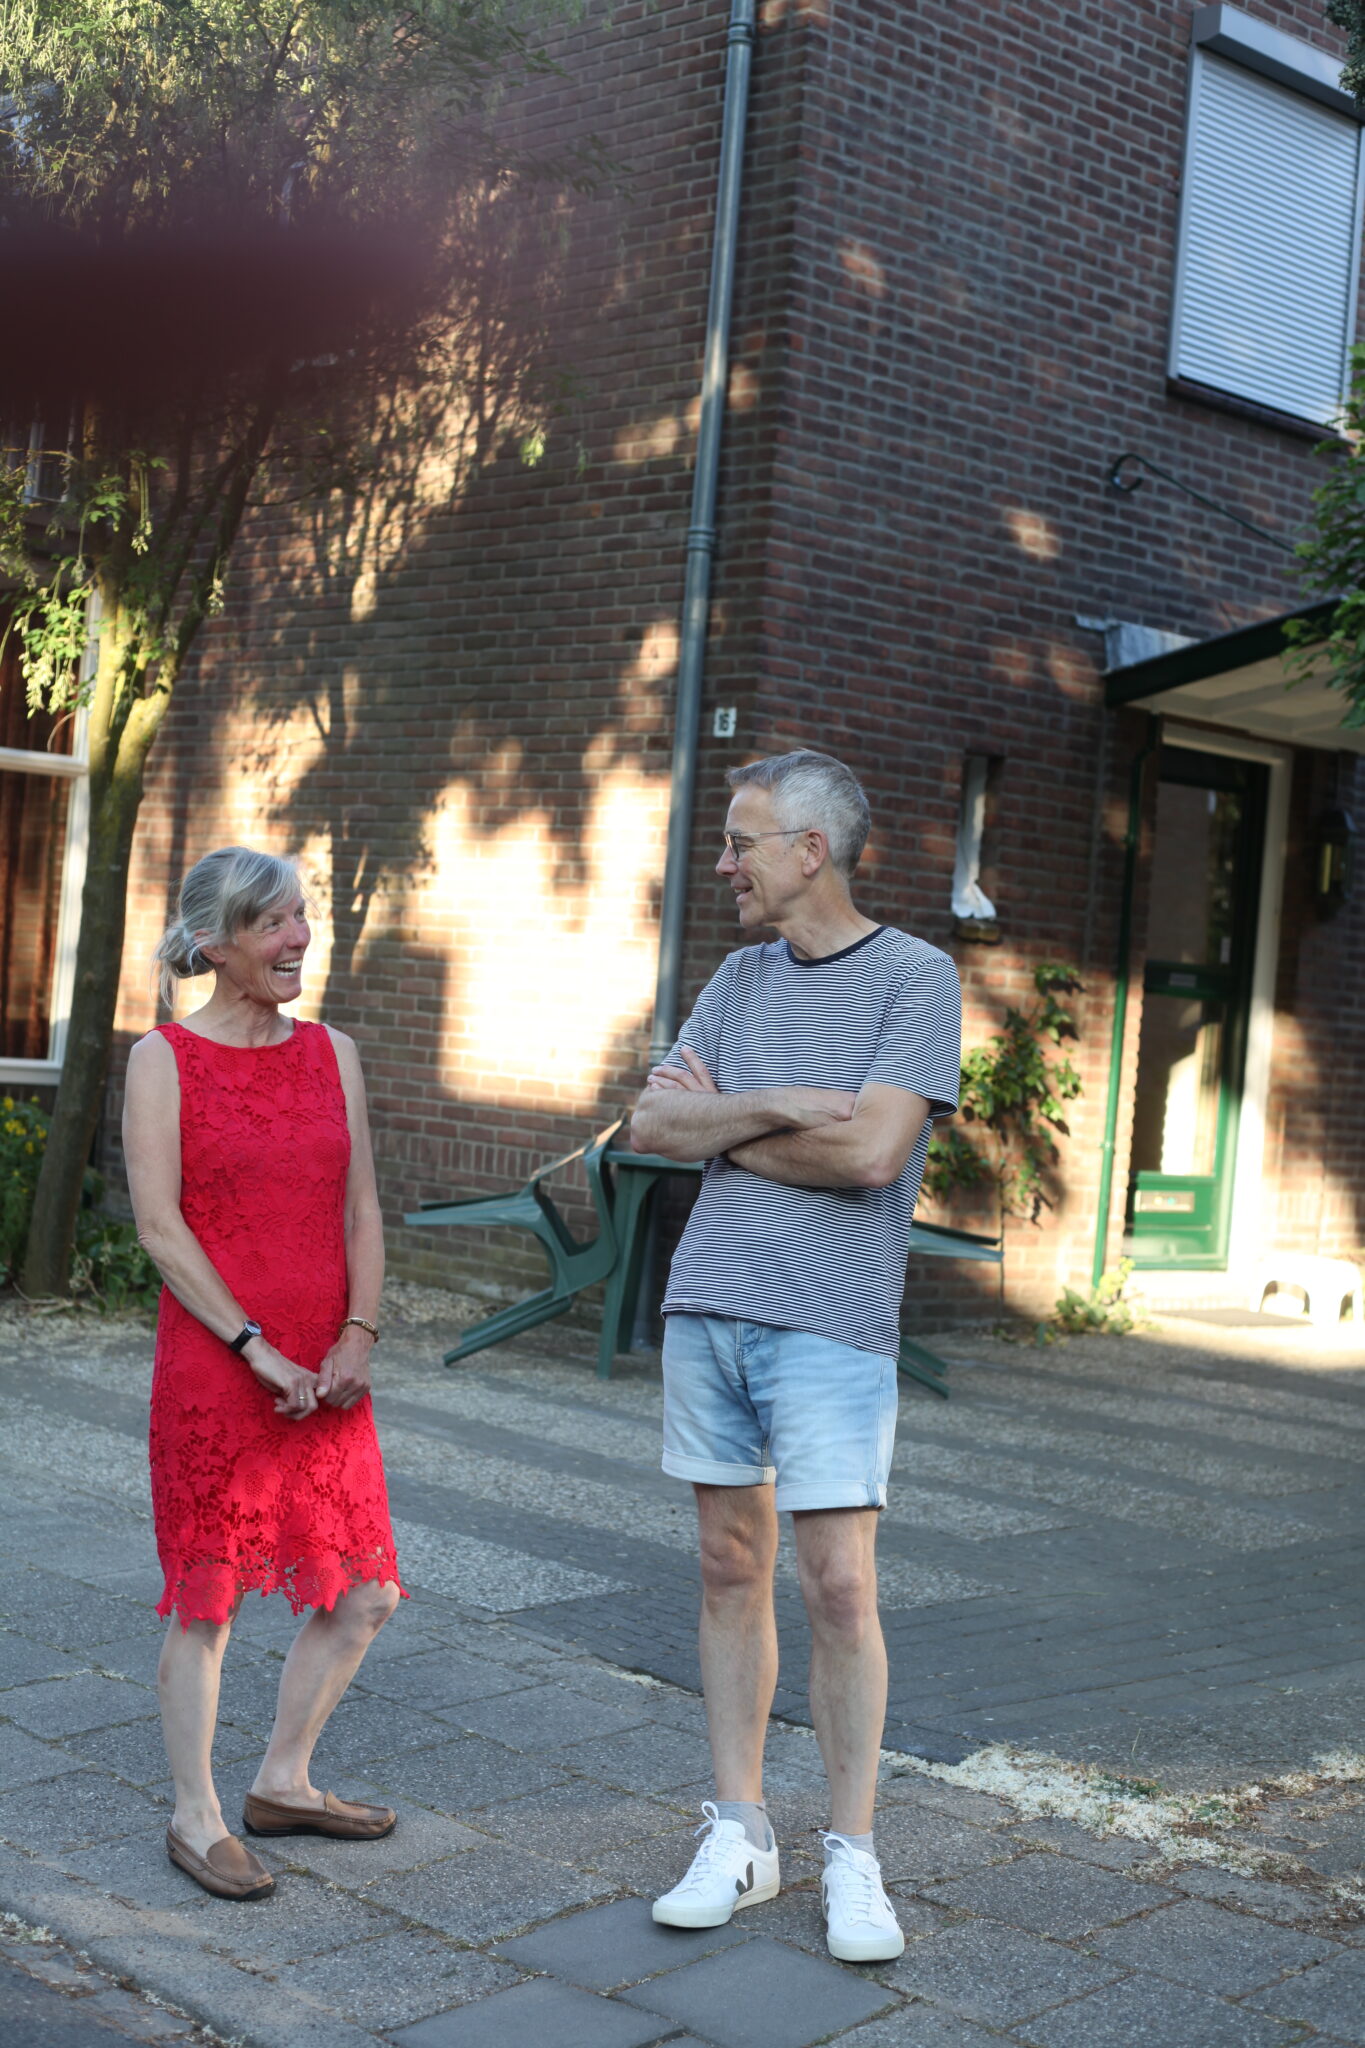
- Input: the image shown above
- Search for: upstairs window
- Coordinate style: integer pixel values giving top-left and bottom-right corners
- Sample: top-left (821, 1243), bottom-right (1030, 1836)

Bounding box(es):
top-left (1170, 7), bottom-right (1365, 429)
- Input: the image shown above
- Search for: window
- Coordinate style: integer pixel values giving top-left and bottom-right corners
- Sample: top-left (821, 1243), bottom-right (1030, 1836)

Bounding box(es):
top-left (1170, 6), bottom-right (1365, 429)
top-left (0, 612), bottom-right (89, 1081)
top-left (951, 755), bottom-right (999, 933)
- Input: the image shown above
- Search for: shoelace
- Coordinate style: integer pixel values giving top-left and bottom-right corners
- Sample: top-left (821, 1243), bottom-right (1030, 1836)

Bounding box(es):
top-left (822, 1834), bottom-right (889, 1924)
top-left (675, 1801), bottom-right (734, 1890)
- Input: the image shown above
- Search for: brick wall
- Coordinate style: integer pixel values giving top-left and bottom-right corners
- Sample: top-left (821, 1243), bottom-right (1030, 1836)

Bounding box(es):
top-left (104, 0), bottom-right (1365, 1330)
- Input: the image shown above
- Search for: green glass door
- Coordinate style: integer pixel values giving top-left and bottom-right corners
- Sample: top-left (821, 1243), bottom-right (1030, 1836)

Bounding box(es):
top-left (1125, 746), bottom-right (1267, 1268)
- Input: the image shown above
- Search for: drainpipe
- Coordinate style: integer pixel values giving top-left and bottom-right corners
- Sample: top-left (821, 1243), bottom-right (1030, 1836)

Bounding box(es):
top-left (649, 0), bottom-right (757, 1065)
top-left (1091, 715), bottom-right (1160, 1289)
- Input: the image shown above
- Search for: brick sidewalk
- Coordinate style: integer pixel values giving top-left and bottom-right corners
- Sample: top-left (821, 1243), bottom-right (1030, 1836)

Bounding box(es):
top-left (1, 1298), bottom-right (1362, 2044)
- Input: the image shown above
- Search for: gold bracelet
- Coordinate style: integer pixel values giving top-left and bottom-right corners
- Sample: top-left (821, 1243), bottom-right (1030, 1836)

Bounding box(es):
top-left (341, 1315), bottom-right (379, 1343)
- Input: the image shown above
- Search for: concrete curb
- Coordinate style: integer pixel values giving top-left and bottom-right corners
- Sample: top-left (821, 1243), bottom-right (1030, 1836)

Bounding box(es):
top-left (0, 1843), bottom-right (386, 2048)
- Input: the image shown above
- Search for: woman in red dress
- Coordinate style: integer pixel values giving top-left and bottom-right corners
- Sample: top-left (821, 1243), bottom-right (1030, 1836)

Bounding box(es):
top-left (124, 847), bottom-right (406, 1901)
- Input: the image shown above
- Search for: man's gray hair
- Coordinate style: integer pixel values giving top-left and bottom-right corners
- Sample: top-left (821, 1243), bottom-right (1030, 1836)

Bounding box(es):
top-left (726, 750), bottom-right (871, 877)
top-left (153, 846), bottom-right (300, 1007)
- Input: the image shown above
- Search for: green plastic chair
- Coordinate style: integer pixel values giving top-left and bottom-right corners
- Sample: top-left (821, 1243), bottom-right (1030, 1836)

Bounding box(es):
top-left (897, 1218), bottom-right (1003, 1396)
top-left (404, 1120), bottom-right (624, 1365)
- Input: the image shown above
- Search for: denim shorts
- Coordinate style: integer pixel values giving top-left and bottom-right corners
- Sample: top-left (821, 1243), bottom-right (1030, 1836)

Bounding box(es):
top-left (660, 1313), bottom-right (898, 1512)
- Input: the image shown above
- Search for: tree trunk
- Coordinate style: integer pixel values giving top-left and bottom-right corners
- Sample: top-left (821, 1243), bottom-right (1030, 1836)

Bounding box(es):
top-left (19, 748), bottom-right (146, 1297)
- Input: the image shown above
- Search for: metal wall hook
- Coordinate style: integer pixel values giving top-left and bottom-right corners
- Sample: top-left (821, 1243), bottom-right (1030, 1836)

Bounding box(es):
top-left (1104, 450), bottom-right (1295, 552)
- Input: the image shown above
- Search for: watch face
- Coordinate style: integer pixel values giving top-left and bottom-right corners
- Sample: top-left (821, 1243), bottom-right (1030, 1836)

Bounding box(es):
top-left (246, 1320), bottom-right (262, 1336)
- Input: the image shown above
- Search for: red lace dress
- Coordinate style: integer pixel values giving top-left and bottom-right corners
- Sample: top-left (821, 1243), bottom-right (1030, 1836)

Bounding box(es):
top-left (149, 1020), bottom-right (405, 1627)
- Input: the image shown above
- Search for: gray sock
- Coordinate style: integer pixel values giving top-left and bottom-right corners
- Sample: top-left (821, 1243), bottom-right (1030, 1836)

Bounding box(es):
top-left (716, 1800), bottom-right (773, 1852)
top-left (825, 1829), bottom-right (875, 1861)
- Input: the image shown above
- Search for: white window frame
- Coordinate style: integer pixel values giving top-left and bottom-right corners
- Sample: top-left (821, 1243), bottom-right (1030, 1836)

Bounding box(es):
top-left (1169, 4), bottom-right (1365, 429)
top-left (0, 622), bottom-right (94, 1086)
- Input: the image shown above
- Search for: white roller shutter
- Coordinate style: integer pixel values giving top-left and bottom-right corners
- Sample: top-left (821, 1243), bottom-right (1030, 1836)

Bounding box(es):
top-left (1171, 51), bottom-right (1364, 428)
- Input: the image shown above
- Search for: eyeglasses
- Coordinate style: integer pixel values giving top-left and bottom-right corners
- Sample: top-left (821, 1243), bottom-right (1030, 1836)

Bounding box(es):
top-left (721, 829), bottom-right (808, 862)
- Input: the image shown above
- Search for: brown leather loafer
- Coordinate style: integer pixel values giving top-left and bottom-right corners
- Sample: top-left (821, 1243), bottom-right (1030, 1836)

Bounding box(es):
top-left (242, 1789), bottom-right (397, 1839)
top-left (166, 1825), bottom-right (274, 1900)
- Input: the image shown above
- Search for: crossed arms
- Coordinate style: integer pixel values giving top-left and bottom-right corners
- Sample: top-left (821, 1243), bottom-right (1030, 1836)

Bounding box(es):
top-left (628, 1046), bottom-right (931, 1192)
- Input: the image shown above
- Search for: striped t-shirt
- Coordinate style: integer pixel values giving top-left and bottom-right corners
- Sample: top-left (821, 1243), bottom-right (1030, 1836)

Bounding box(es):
top-left (661, 926), bottom-right (962, 1357)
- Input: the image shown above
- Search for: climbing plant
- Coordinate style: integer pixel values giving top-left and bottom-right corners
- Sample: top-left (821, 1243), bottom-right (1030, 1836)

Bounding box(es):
top-left (921, 962), bottom-right (1083, 1232)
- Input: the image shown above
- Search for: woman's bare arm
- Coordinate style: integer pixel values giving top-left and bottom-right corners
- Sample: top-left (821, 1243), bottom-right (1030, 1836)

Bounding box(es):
top-left (315, 1029), bottom-right (384, 1409)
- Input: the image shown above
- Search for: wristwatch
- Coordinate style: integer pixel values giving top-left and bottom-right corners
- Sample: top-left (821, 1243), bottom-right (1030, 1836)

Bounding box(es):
top-left (228, 1319), bottom-right (263, 1354)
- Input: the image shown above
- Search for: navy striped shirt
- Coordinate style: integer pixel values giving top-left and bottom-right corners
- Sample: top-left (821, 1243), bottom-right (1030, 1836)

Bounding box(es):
top-left (661, 926), bottom-right (962, 1356)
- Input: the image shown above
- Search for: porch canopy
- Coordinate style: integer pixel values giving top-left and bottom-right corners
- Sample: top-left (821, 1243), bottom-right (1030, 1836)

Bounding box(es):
top-left (1103, 601), bottom-right (1365, 753)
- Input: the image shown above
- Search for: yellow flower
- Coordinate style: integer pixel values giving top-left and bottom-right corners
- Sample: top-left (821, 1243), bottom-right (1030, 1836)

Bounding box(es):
top-left (25, 1142), bottom-right (35, 1154)
top-left (1, 1097), bottom-right (12, 1112)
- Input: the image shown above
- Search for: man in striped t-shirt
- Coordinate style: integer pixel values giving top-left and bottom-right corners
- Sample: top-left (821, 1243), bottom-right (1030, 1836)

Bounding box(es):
top-left (631, 751), bottom-right (961, 1965)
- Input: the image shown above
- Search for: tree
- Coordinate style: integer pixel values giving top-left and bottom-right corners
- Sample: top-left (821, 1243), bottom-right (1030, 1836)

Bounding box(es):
top-left (1286, 7), bottom-right (1365, 714)
top-left (1328, 1), bottom-right (1365, 102)
top-left (1287, 345), bottom-right (1365, 722)
top-left (0, 1), bottom-right (586, 1295)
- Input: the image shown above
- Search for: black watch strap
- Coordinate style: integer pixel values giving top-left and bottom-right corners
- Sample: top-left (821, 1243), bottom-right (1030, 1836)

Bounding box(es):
top-left (228, 1320), bottom-right (262, 1354)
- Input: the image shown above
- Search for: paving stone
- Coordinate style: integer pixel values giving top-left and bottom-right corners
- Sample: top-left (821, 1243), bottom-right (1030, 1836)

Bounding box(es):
top-left (360, 1734), bottom-right (569, 1812)
top-left (923, 1851), bottom-right (1172, 1937)
top-left (391, 1976), bottom-right (674, 2048)
top-left (0, 1574), bottom-right (147, 1653)
top-left (497, 1893), bottom-right (750, 1988)
top-left (62, 1823), bottom-right (232, 1910)
top-left (883, 1921), bottom-right (1123, 2025)
top-left (0, 1673), bottom-right (157, 1739)
top-left (473, 1781), bottom-right (690, 1861)
top-left (311, 1696), bottom-right (458, 1770)
top-left (353, 1647), bottom-right (532, 1712)
top-left (1243, 1952), bottom-right (1365, 2040)
top-left (548, 1722), bottom-right (717, 1793)
top-left (440, 1682), bottom-right (649, 1750)
top-left (274, 1930), bottom-right (521, 2030)
top-left (1089, 1897), bottom-right (1342, 1993)
top-left (877, 1777), bottom-right (1019, 1829)
top-left (838, 2010), bottom-right (1009, 2047)
top-left (61, 1716), bottom-right (256, 1787)
top-left (0, 1771), bottom-right (166, 1854)
top-left (1167, 1863), bottom-right (1336, 1921)
top-left (872, 1802), bottom-right (1018, 1885)
top-left (1007, 1817), bottom-right (1168, 1870)
top-left (364, 1840), bottom-right (614, 1943)
top-left (216, 1869), bottom-right (404, 1965)
top-left (0, 1636), bottom-right (84, 1691)
top-left (1015, 1971), bottom-right (1305, 2047)
top-left (617, 1934), bottom-right (896, 2047)
top-left (0, 1723), bottom-right (75, 1788)
top-left (585, 1821), bottom-right (719, 1896)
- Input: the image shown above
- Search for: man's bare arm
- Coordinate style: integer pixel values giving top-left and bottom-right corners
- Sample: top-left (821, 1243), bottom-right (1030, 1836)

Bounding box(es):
top-left (726, 1083), bottom-right (932, 1190)
top-left (629, 1047), bottom-right (856, 1161)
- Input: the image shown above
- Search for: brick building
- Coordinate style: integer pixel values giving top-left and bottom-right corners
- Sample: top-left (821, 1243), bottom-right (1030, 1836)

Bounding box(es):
top-left (5, 0), bottom-right (1364, 1329)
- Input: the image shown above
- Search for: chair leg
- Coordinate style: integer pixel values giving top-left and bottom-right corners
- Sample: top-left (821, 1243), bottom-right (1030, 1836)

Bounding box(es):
top-left (598, 1174), bottom-right (654, 1380)
top-left (896, 1338), bottom-right (951, 1399)
top-left (445, 1290), bottom-right (575, 1365)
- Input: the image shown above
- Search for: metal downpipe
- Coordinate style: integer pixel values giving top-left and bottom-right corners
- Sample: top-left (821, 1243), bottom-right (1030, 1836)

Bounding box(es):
top-left (1090, 715), bottom-right (1160, 1290)
top-left (649, 0), bottom-right (757, 1064)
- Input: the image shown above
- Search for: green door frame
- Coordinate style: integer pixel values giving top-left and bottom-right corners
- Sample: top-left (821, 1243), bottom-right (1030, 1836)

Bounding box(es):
top-left (1126, 745), bottom-right (1268, 1270)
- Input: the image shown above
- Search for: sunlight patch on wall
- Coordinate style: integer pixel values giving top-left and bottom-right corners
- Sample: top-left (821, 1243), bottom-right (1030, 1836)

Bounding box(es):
top-left (1004, 507), bottom-right (1061, 561)
top-left (412, 768), bottom-right (669, 1110)
top-left (840, 240), bottom-right (886, 298)
top-left (614, 413), bottom-right (683, 465)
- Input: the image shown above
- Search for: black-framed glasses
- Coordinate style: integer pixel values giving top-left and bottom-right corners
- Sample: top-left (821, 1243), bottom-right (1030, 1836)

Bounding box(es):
top-left (721, 828), bottom-right (807, 862)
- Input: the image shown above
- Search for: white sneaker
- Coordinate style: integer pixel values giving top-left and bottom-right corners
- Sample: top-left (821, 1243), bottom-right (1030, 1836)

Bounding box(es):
top-left (652, 1802), bottom-right (780, 1928)
top-left (821, 1833), bottom-right (905, 1962)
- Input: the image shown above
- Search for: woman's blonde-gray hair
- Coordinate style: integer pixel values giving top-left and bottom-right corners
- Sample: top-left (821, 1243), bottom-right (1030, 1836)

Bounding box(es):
top-left (153, 847), bottom-right (301, 1008)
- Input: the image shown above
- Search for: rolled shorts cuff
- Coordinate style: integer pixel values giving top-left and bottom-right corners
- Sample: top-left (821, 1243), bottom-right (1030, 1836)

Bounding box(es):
top-left (661, 1450), bottom-right (777, 1489)
top-left (776, 1480), bottom-right (888, 1513)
